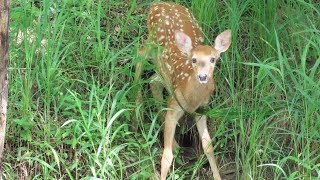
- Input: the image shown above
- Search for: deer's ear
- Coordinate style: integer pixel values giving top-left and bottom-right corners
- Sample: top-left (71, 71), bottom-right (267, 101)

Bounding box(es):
top-left (214, 30), bottom-right (231, 54)
top-left (175, 31), bottom-right (192, 55)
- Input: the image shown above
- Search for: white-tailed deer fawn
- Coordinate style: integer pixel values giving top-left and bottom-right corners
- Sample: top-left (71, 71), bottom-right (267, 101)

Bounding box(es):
top-left (136, 2), bottom-right (231, 180)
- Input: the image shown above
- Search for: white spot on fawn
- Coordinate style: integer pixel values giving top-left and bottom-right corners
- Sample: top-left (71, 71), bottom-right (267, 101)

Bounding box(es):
top-left (165, 62), bottom-right (172, 71)
top-left (158, 35), bottom-right (165, 41)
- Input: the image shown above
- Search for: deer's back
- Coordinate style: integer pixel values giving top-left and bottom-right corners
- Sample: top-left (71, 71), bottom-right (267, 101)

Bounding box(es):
top-left (148, 2), bottom-right (203, 47)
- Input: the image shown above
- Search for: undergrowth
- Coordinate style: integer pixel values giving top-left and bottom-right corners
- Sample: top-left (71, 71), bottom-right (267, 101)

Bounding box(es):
top-left (2, 0), bottom-right (319, 179)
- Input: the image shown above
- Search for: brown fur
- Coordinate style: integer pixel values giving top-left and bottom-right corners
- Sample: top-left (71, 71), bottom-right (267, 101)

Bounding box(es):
top-left (135, 2), bottom-right (232, 180)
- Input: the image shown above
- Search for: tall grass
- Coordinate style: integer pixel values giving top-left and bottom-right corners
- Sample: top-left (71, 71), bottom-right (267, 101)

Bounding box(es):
top-left (2, 0), bottom-right (319, 179)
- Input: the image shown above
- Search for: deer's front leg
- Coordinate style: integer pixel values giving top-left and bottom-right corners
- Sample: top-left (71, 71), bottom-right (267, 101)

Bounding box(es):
top-left (160, 101), bottom-right (184, 180)
top-left (150, 75), bottom-right (180, 150)
top-left (195, 115), bottom-right (222, 180)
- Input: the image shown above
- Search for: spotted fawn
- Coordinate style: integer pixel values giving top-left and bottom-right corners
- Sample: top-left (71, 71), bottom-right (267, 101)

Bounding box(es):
top-left (136, 2), bottom-right (232, 179)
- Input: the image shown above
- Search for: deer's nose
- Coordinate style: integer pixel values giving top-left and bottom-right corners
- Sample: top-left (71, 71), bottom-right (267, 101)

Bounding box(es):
top-left (198, 74), bottom-right (208, 82)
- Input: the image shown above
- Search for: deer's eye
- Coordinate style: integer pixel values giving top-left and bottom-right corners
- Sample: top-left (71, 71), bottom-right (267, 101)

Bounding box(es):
top-left (210, 58), bottom-right (215, 63)
top-left (192, 58), bottom-right (197, 63)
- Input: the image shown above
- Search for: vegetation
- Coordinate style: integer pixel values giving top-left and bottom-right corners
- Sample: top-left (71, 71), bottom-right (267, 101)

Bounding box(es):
top-left (2, 0), bottom-right (319, 179)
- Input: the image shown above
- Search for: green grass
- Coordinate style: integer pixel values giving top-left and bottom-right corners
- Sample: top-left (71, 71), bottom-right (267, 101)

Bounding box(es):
top-left (3, 0), bottom-right (319, 179)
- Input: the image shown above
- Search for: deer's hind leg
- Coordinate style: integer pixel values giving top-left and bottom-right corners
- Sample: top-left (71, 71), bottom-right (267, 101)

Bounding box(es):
top-left (150, 74), bottom-right (164, 102)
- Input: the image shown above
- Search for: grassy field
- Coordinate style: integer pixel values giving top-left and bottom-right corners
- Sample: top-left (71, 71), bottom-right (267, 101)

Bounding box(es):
top-left (2, 0), bottom-right (319, 179)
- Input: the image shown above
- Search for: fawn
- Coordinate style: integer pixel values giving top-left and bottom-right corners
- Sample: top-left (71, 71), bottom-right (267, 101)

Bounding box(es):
top-left (136, 2), bottom-right (231, 180)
